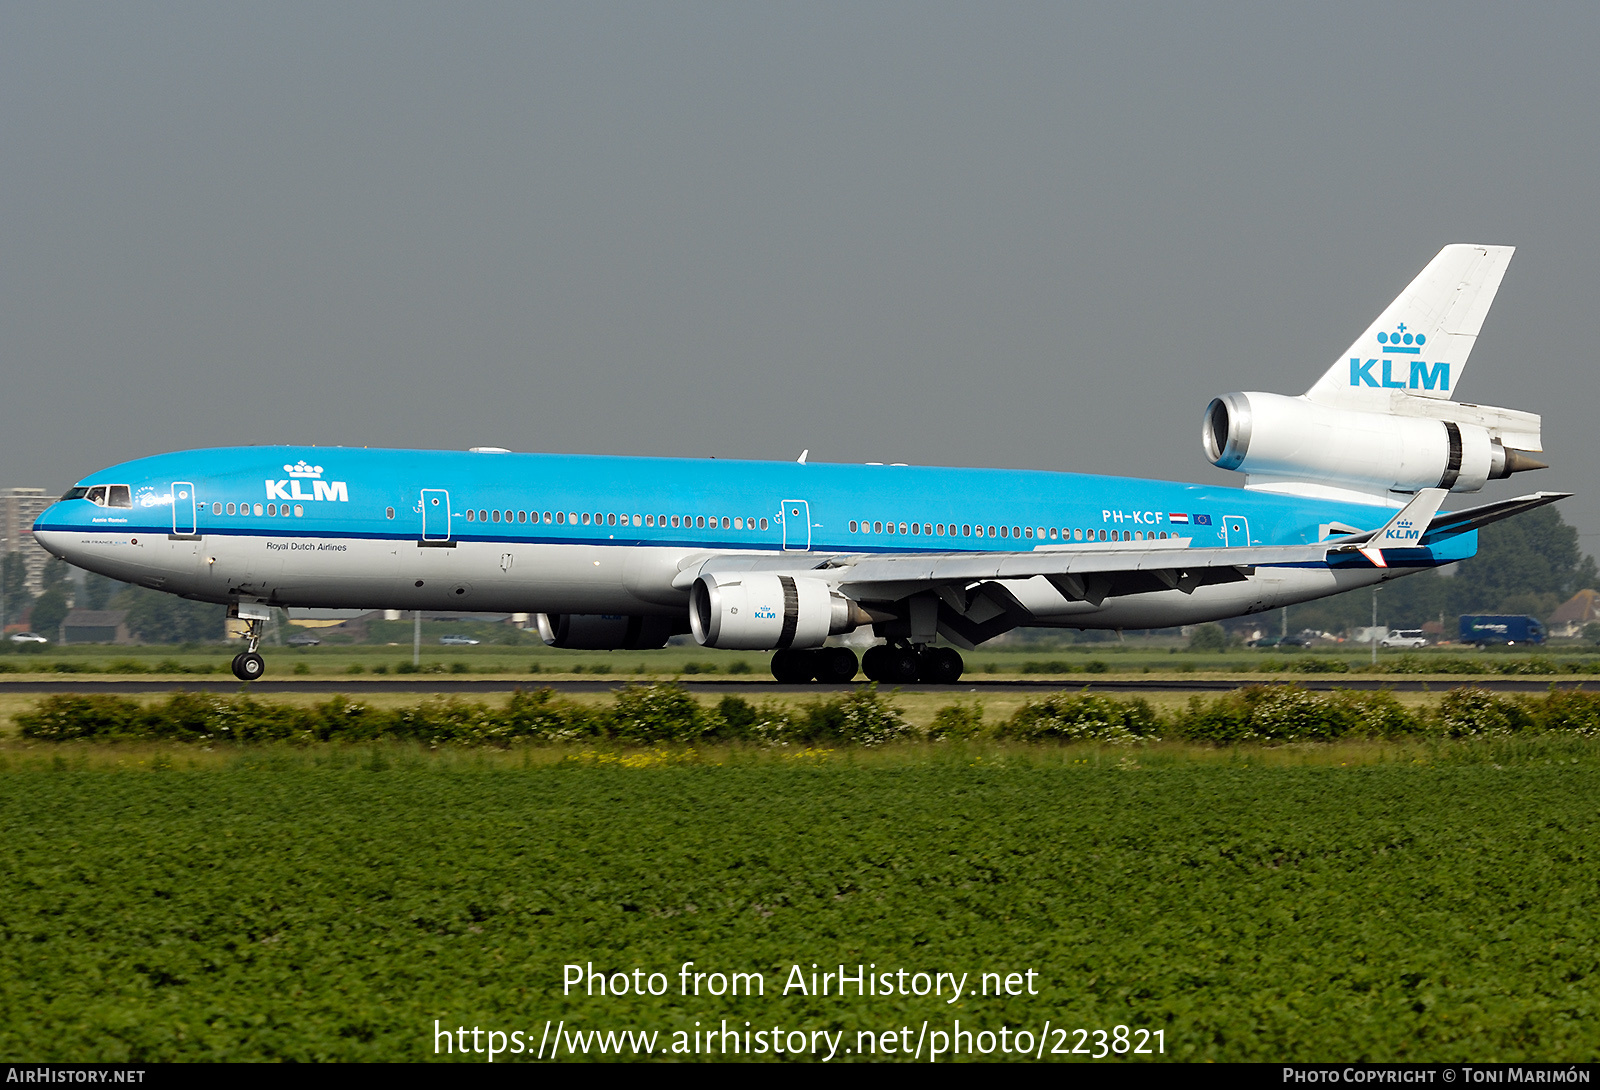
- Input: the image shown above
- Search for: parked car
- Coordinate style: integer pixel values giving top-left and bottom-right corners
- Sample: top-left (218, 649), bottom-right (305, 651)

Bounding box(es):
top-left (1380, 629), bottom-right (1428, 649)
top-left (7, 632), bottom-right (48, 644)
top-left (286, 632), bottom-right (322, 647)
top-left (439, 635), bottom-right (480, 646)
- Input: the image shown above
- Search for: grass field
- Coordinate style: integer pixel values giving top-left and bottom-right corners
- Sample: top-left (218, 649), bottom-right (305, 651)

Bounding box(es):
top-left (4, 741), bottom-right (1599, 1062)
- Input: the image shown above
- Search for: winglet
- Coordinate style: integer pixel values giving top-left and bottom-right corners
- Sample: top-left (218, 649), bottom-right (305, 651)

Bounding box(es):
top-left (1357, 488), bottom-right (1449, 567)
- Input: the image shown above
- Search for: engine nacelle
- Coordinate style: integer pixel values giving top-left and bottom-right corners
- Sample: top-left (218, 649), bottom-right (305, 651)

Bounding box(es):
top-left (689, 572), bottom-right (869, 650)
top-left (536, 613), bottom-right (680, 650)
top-left (1202, 391), bottom-right (1544, 497)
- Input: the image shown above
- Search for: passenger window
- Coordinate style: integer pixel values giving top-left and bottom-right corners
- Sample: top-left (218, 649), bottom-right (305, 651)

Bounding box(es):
top-left (671, 516), bottom-right (680, 528)
top-left (294, 504), bottom-right (303, 518)
top-left (212, 502), bottom-right (222, 515)
top-left (492, 510), bottom-right (501, 523)
top-left (1049, 528), bottom-right (1058, 539)
top-left (910, 523), bottom-right (919, 535)
top-left (975, 526), bottom-right (985, 538)
top-left (873, 521), bottom-right (882, 533)
top-left (719, 517), bottom-right (728, 529)
top-left (987, 526), bottom-right (996, 537)
top-left (849, 521), bottom-right (858, 532)
top-left (387, 507), bottom-right (396, 519)
top-left (227, 503), bottom-right (236, 515)
top-left (962, 524), bottom-right (971, 536)
top-left (555, 512), bottom-right (565, 524)
top-left (999, 526), bottom-right (1008, 538)
top-left (107, 485), bottom-right (131, 508)
top-left (466, 510), bottom-right (476, 522)
top-left (544, 512), bottom-right (552, 524)
top-left (580, 512), bottom-right (590, 525)
top-left (898, 522), bottom-right (907, 534)
top-left (633, 515), bottom-right (641, 527)
top-left (696, 516), bottom-right (705, 528)
top-left (606, 513), bottom-right (615, 526)
top-left (936, 524), bottom-right (945, 536)
top-left (267, 503), bottom-right (277, 517)
top-left (1024, 527), bottom-right (1033, 538)
top-left (645, 514), bottom-right (654, 527)
top-left (759, 518), bottom-right (768, 530)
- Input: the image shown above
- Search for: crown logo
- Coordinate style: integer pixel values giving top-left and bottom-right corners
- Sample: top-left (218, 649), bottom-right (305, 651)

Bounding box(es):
top-left (1377, 323), bottom-right (1425, 355)
top-left (284, 461), bottom-right (324, 478)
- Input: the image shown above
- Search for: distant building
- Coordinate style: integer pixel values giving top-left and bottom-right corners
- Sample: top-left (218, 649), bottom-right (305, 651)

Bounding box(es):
top-left (62, 609), bottom-right (133, 645)
top-left (1548, 589), bottom-right (1600, 637)
top-left (0, 486), bottom-right (54, 593)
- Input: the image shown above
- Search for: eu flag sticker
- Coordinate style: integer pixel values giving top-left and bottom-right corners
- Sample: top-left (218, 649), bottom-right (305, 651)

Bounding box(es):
top-left (1194, 514), bottom-right (1212, 526)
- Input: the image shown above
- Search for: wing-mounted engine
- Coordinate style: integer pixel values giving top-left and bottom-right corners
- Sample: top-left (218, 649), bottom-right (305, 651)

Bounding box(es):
top-left (690, 572), bottom-right (873, 650)
top-left (1203, 391), bottom-right (1546, 502)
top-left (536, 613), bottom-right (683, 650)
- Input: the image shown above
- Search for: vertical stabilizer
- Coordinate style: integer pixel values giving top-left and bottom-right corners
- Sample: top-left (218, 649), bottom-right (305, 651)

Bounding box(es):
top-left (1306, 245), bottom-right (1514, 406)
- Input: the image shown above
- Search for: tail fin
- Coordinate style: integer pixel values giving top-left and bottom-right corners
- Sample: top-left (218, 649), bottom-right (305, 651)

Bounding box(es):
top-left (1306, 245), bottom-right (1514, 406)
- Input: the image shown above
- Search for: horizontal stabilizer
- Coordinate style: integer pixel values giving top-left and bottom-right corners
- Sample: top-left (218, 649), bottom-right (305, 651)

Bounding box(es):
top-left (1422, 491), bottom-right (1572, 540)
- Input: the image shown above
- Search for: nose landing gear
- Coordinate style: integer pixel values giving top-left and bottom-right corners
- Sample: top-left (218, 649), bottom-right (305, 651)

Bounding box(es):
top-left (230, 612), bottom-right (267, 681)
top-left (861, 643), bottom-right (964, 684)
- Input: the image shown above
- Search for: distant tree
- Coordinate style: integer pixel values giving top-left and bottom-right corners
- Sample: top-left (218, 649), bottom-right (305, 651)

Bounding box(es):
top-left (1449, 505), bottom-right (1597, 618)
top-left (0, 553), bottom-right (29, 625)
top-left (1188, 623), bottom-right (1230, 652)
top-left (28, 589), bottom-right (69, 641)
top-left (82, 573), bottom-right (127, 611)
top-left (40, 557), bottom-right (72, 595)
top-left (115, 586), bottom-right (225, 644)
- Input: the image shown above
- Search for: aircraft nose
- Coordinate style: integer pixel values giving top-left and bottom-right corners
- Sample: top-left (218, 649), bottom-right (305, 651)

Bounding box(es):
top-left (32, 504), bottom-right (81, 563)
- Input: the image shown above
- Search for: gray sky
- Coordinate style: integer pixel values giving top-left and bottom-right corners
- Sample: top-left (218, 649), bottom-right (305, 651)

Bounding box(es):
top-left (4, 4), bottom-right (1597, 554)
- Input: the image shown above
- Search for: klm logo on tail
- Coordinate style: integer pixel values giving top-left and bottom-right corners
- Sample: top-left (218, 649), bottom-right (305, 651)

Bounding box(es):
top-left (1378, 517), bottom-right (1423, 546)
top-left (1348, 324), bottom-right (1450, 391)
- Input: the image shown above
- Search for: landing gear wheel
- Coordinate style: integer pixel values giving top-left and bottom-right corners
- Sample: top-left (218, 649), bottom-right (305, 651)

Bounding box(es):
top-left (770, 648), bottom-right (815, 684)
top-left (887, 646), bottom-right (921, 684)
top-left (816, 647), bottom-right (859, 683)
top-left (861, 645), bottom-right (892, 683)
top-left (230, 652), bottom-right (245, 676)
top-left (923, 647), bottom-right (964, 683)
top-left (234, 652), bottom-right (265, 682)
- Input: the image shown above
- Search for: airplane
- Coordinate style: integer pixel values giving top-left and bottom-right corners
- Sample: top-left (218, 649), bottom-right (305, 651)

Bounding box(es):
top-left (33, 244), bottom-right (1567, 684)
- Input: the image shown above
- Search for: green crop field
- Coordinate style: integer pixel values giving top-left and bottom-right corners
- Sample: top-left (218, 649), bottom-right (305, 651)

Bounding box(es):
top-left (4, 744), bottom-right (1599, 1062)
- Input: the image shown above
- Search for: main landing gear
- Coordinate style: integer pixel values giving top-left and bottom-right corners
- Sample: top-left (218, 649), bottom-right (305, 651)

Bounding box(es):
top-left (767, 644), bottom-right (966, 684)
top-left (770, 646), bottom-right (860, 683)
top-left (861, 644), bottom-right (964, 684)
top-left (231, 614), bottom-right (266, 682)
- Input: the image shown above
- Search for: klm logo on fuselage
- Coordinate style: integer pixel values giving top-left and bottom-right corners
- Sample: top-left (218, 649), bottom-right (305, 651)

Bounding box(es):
top-left (265, 461), bottom-right (349, 503)
top-left (1349, 323), bottom-right (1450, 391)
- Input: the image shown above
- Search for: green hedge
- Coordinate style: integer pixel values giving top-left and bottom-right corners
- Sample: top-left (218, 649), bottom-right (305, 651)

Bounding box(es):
top-left (14, 685), bottom-right (914, 748)
top-left (16, 683), bottom-right (1600, 747)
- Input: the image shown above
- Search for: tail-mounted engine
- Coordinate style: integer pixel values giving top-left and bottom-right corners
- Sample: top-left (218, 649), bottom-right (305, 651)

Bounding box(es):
top-left (690, 572), bottom-right (872, 650)
top-left (1202, 391), bottom-right (1545, 500)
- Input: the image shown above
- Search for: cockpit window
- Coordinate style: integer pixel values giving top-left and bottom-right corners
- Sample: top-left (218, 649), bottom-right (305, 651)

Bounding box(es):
top-left (75, 484), bottom-right (133, 508)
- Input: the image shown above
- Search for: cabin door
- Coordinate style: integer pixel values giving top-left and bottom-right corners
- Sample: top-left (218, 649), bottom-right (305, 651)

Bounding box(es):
top-left (172, 482), bottom-right (197, 537)
top-left (421, 489), bottom-right (452, 544)
top-left (780, 499), bottom-right (811, 552)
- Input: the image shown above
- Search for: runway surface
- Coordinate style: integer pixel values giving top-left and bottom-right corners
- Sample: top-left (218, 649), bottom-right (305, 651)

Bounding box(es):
top-left (0, 677), bottom-right (1593, 695)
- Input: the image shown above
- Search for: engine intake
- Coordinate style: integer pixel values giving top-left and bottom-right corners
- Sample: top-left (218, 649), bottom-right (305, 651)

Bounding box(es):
top-left (689, 572), bottom-right (870, 650)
